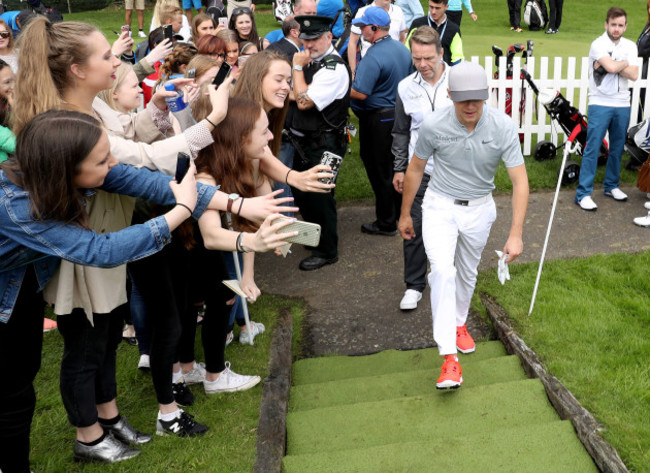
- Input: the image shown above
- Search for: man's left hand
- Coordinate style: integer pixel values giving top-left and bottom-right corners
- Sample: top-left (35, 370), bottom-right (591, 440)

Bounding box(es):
top-left (502, 236), bottom-right (523, 263)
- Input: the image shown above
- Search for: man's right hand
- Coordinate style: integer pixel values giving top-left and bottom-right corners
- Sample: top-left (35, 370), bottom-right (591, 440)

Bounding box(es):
top-left (398, 214), bottom-right (415, 240)
top-left (393, 172), bottom-right (405, 194)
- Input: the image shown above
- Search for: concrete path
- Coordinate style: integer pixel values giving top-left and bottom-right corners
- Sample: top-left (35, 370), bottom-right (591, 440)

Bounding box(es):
top-left (256, 185), bottom-right (650, 356)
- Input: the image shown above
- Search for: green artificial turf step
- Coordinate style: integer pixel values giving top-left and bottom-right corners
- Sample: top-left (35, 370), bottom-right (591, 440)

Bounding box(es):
top-left (282, 420), bottom-right (598, 473)
top-left (290, 354), bottom-right (527, 412)
top-left (286, 378), bottom-right (560, 456)
top-left (292, 341), bottom-right (507, 386)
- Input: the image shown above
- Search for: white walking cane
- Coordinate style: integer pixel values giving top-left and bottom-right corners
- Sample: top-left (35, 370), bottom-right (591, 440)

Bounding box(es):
top-left (230, 251), bottom-right (254, 345)
top-left (226, 212), bottom-right (254, 345)
top-left (528, 133), bottom-right (580, 316)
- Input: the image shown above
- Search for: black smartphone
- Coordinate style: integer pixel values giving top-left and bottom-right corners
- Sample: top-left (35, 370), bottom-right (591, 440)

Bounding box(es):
top-left (319, 152), bottom-right (343, 185)
top-left (212, 62), bottom-right (232, 87)
top-left (163, 24), bottom-right (173, 42)
top-left (175, 152), bottom-right (191, 183)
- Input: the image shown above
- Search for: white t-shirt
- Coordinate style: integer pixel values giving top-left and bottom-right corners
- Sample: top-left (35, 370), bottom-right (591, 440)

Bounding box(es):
top-left (351, 3), bottom-right (407, 58)
top-left (588, 31), bottom-right (638, 107)
top-left (306, 47), bottom-right (350, 111)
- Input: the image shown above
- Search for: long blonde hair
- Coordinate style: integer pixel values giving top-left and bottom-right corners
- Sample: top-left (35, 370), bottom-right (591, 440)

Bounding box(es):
top-left (12, 18), bottom-right (97, 134)
top-left (97, 62), bottom-right (134, 112)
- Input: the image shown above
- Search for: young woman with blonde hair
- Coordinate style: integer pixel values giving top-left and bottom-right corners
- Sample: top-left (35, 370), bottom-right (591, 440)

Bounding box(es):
top-left (0, 19), bottom-right (17, 73)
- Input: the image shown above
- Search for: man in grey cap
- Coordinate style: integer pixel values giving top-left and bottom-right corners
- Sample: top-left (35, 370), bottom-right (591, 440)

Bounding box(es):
top-left (398, 61), bottom-right (529, 390)
top-left (287, 15), bottom-right (351, 270)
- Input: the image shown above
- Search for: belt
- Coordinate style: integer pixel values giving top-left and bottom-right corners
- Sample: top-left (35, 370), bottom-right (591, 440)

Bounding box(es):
top-left (453, 194), bottom-right (492, 207)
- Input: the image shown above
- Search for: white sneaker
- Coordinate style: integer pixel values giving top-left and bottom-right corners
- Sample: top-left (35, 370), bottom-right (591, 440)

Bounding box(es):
top-left (239, 321), bottom-right (265, 344)
top-left (225, 331), bottom-right (234, 346)
top-left (399, 289), bottom-right (422, 310)
top-left (137, 30), bottom-right (147, 38)
top-left (138, 354), bottom-right (150, 371)
top-left (203, 362), bottom-right (261, 394)
top-left (644, 201), bottom-right (650, 210)
top-left (633, 212), bottom-right (650, 227)
top-left (604, 188), bottom-right (628, 201)
top-left (182, 362), bottom-right (206, 385)
top-left (577, 195), bottom-right (598, 211)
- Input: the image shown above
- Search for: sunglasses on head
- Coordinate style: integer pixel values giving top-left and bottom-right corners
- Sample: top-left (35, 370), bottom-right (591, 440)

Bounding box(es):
top-left (232, 7), bottom-right (252, 16)
top-left (0, 32), bottom-right (11, 39)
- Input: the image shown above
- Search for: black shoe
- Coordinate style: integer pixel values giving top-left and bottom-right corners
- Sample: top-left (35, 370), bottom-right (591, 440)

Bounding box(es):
top-left (73, 433), bottom-right (141, 463)
top-left (100, 417), bottom-right (152, 446)
top-left (122, 336), bottom-right (138, 346)
top-left (361, 222), bottom-right (397, 236)
top-left (156, 411), bottom-right (209, 437)
top-left (172, 379), bottom-right (194, 407)
top-left (299, 256), bottom-right (338, 271)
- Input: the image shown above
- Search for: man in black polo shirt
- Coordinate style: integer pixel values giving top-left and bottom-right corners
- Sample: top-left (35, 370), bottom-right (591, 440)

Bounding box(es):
top-left (408, 0), bottom-right (464, 65)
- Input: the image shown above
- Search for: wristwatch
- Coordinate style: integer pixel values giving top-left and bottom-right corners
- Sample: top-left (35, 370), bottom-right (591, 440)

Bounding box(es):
top-left (293, 64), bottom-right (303, 71)
top-left (227, 193), bottom-right (240, 213)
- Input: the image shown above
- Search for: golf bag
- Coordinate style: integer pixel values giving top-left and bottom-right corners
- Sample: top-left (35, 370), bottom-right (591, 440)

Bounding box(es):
top-left (624, 119), bottom-right (650, 171)
top-left (523, 0), bottom-right (548, 31)
top-left (523, 70), bottom-right (609, 185)
top-left (205, 0), bottom-right (226, 22)
top-left (25, 0), bottom-right (63, 23)
top-left (273, 0), bottom-right (293, 23)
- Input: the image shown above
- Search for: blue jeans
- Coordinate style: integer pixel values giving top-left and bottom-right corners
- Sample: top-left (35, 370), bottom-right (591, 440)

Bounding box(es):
top-left (222, 252), bottom-right (245, 329)
top-left (575, 105), bottom-right (630, 202)
top-left (129, 276), bottom-right (151, 356)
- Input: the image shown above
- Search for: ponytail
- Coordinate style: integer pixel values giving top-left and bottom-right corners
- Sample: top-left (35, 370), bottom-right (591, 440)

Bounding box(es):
top-left (12, 18), bottom-right (97, 134)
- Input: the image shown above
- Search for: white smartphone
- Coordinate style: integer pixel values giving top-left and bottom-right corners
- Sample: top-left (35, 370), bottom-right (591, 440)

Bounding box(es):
top-left (272, 216), bottom-right (321, 247)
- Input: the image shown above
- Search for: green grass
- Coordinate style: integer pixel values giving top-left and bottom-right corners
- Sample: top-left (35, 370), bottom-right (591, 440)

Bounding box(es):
top-left (476, 252), bottom-right (650, 473)
top-left (29, 295), bottom-right (305, 473)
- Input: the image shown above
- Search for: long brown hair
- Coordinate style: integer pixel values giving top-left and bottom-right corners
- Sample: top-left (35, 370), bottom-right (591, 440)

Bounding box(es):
top-left (232, 50), bottom-right (290, 156)
top-left (1, 110), bottom-right (103, 227)
top-left (191, 13), bottom-right (217, 44)
top-left (12, 18), bottom-right (98, 135)
top-left (192, 94), bottom-right (265, 231)
top-left (228, 9), bottom-right (262, 51)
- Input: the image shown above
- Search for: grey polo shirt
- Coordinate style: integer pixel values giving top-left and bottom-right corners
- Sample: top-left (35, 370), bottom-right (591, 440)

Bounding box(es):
top-left (413, 104), bottom-right (524, 201)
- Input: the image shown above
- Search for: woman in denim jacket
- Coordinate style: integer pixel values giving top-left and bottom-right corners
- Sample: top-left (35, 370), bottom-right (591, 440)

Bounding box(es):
top-left (0, 110), bottom-right (294, 472)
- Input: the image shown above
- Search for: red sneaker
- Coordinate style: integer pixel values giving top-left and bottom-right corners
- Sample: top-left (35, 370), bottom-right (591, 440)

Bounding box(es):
top-left (43, 318), bottom-right (58, 332)
top-left (436, 355), bottom-right (463, 389)
top-left (456, 325), bottom-right (475, 354)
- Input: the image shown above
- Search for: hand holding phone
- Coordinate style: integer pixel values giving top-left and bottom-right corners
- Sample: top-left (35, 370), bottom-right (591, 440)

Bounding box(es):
top-left (271, 216), bottom-right (321, 247)
top-left (175, 152), bottom-right (191, 183)
top-left (318, 152), bottom-right (343, 185)
top-left (213, 62), bottom-right (232, 86)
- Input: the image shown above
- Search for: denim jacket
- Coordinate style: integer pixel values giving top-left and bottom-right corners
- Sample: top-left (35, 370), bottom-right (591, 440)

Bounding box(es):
top-left (0, 164), bottom-right (216, 323)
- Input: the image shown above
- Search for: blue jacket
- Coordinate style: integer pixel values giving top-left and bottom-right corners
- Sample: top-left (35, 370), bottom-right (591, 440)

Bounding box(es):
top-left (0, 164), bottom-right (216, 322)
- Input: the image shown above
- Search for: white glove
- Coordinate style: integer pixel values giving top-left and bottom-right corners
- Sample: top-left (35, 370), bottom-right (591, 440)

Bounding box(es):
top-left (495, 250), bottom-right (510, 285)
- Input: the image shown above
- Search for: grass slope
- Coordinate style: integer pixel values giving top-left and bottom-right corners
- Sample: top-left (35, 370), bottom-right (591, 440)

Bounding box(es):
top-left (476, 251), bottom-right (650, 472)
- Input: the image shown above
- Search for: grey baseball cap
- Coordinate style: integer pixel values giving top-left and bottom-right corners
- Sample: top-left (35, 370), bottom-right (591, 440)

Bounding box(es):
top-left (448, 61), bottom-right (489, 102)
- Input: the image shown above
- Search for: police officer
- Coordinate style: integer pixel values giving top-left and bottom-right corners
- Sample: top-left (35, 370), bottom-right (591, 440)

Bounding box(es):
top-left (289, 15), bottom-right (351, 271)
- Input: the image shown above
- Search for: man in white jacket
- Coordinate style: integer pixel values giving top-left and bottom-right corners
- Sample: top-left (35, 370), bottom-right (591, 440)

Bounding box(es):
top-left (392, 26), bottom-right (451, 311)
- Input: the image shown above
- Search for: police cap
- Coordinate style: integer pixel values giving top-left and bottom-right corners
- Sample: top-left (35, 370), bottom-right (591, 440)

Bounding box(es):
top-left (295, 15), bottom-right (333, 40)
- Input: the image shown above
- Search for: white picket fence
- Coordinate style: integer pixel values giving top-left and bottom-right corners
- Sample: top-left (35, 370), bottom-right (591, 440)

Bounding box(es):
top-left (471, 55), bottom-right (650, 157)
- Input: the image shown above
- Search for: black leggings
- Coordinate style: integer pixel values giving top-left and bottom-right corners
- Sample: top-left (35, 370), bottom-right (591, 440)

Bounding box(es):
top-left (0, 266), bottom-right (44, 473)
top-left (128, 238), bottom-right (190, 405)
top-left (57, 305), bottom-right (125, 427)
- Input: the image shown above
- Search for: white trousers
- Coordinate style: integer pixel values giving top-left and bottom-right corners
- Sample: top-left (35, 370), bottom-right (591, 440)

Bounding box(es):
top-left (422, 191), bottom-right (497, 355)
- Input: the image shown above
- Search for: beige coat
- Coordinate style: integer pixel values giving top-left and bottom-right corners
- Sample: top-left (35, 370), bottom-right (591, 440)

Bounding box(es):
top-left (44, 99), bottom-right (191, 322)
